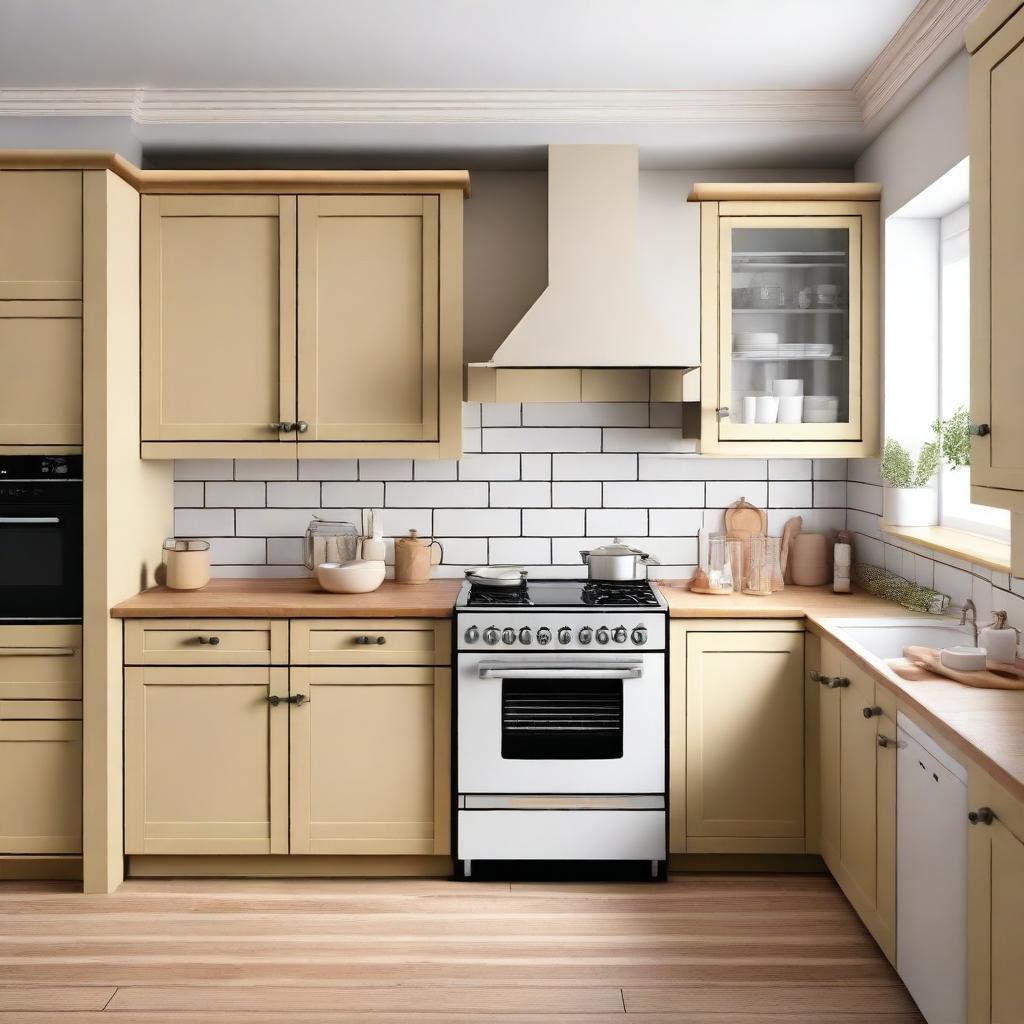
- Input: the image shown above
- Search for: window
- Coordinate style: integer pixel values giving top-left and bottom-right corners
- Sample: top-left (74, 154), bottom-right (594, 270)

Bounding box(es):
top-left (938, 205), bottom-right (1010, 539)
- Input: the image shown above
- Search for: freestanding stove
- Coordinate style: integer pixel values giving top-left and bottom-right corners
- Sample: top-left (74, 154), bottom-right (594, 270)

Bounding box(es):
top-left (454, 578), bottom-right (668, 878)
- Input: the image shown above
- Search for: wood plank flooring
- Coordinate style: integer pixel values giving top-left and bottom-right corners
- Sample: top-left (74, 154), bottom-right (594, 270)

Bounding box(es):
top-left (0, 874), bottom-right (924, 1022)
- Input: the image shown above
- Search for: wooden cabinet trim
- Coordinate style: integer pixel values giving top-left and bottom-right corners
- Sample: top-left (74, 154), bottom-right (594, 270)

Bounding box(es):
top-left (124, 619), bottom-right (288, 666)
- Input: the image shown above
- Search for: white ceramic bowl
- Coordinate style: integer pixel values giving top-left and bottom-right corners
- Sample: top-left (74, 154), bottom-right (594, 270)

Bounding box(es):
top-left (317, 559), bottom-right (386, 594)
top-left (803, 395), bottom-right (839, 409)
top-left (803, 409), bottom-right (839, 423)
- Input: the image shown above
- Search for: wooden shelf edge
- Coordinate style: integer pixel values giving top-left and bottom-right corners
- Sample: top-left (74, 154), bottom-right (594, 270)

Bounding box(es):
top-left (880, 523), bottom-right (1012, 573)
top-left (688, 181), bottom-right (881, 203)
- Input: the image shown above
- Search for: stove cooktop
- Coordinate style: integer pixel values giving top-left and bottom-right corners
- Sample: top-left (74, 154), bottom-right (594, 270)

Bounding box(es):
top-left (459, 578), bottom-right (663, 609)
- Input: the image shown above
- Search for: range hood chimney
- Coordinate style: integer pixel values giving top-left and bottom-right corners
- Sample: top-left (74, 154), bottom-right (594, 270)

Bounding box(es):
top-left (489, 144), bottom-right (684, 368)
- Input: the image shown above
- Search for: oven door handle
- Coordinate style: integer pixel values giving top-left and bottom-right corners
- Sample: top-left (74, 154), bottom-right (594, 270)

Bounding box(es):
top-left (478, 659), bottom-right (644, 680)
top-left (0, 517), bottom-right (61, 524)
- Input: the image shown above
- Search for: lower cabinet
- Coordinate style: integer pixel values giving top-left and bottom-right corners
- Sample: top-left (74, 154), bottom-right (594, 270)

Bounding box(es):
top-left (290, 666), bottom-right (450, 855)
top-left (675, 623), bottom-right (806, 854)
top-left (817, 640), bottom-right (896, 962)
top-left (123, 618), bottom-right (452, 859)
top-left (967, 772), bottom-right (1024, 1023)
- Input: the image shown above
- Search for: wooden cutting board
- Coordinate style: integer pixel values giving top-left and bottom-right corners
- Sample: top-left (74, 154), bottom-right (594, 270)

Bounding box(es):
top-left (893, 645), bottom-right (1024, 690)
top-left (725, 497), bottom-right (768, 588)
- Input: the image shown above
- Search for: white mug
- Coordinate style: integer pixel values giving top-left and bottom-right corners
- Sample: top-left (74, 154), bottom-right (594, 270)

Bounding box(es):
top-left (755, 396), bottom-right (780, 424)
top-left (772, 379), bottom-right (803, 398)
top-left (742, 396), bottom-right (757, 423)
top-left (777, 396), bottom-right (804, 423)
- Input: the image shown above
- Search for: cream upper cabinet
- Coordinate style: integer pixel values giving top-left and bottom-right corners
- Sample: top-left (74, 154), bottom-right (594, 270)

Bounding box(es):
top-left (0, 170), bottom-right (82, 300)
top-left (289, 665), bottom-right (450, 855)
top-left (969, 5), bottom-right (1024, 509)
top-left (140, 182), bottom-right (464, 460)
top-left (690, 186), bottom-right (879, 458)
top-left (815, 642), bottom-right (896, 963)
top-left (141, 195), bottom-right (297, 451)
top-left (684, 627), bottom-right (805, 853)
top-left (0, 301), bottom-right (82, 446)
top-left (298, 195), bottom-right (441, 445)
top-left (124, 665), bottom-right (289, 855)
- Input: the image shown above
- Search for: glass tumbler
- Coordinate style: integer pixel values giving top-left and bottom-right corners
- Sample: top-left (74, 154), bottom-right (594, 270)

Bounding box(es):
top-left (707, 535), bottom-right (734, 593)
top-left (748, 535), bottom-right (784, 596)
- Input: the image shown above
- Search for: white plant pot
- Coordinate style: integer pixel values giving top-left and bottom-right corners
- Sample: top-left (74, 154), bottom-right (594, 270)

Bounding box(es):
top-left (882, 487), bottom-right (938, 528)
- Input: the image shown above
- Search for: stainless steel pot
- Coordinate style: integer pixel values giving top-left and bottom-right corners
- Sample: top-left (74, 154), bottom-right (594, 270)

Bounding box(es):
top-left (580, 539), bottom-right (651, 581)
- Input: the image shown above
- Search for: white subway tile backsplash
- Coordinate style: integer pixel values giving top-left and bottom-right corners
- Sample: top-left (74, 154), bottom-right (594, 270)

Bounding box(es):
top-left (462, 428), bottom-right (482, 453)
top-left (847, 457), bottom-right (883, 486)
top-left (205, 481), bottom-right (266, 508)
top-left (385, 481), bottom-right (488, 508)
top-left (813, 481), bottom-right (848, 508)
top-left (267, 537), bottom-right (305, 565)
top-left (552, 481), bottom-right (602, 507)
top-left (813, 459), bottom-right (848, 481)
top-left (435, 537), bottom-right (488, 565)
top-left (489, 482), bottom-right (551, 508)
top-left (768, 481), bottom-right (812, 508)
top-left (847, 481), bottom-right (884, 516)
top-left (552, 454), bottom-right (636, 480)
top-left (648, 509), bottom-right (705, 536)
top-left (173, 481), bottom-right (204, 507)
top-left (175, 508), bottom-right (234, 536)
top-left (319, 482), bottom-right (386, 508)
top-left (209, 537), bottom-right (267, 565)
top-left (174, 459), bottom-right (233, 481)
top-left (215, 564), bottom-right (312, 579)
top-left (235, 459), bottom-right (297, 481)
top-left (521, 453), bottom-right (552, 480)
top-left (374, 508), bottom-right (433, 537)
top-left (414, 459), bottom-right (458, 481)
top-left (434, 508), bottom-right (520, 537)
top-left (297, 459), bottom-right (358, 481)
top-left (705, 481), bottom-right (766, 509)
top-left (359, 459), bottom-right (413, 481)
top-left (266, 481), bottom-right (321, 508)
top-left (522, 403), bottom-right (649, 427)
top-left (489, 537), bottom-right (550, 564)
top-left (602, 429), bottom-right (698, 453)
top-left (639, 456), bottom-right (766, 481)
top-left (847, 508), bottom-right (882, 540)
top-left (605, 481), bottom-right (704, 508)
top-left (481, 403), bottom-right (522, 427)
top-left (458, 454), bottom-right (520, 480)
top-left (462, 402), bottom-right (481, 428)
top-left (522, 509), bottom-right (585, 536)
top-left (934, 561), bottom-right (973, 608)
top-left (649, 403), bottom-right (683, 428)
top-left (586, 508), bottom-right (647, 536)
top-left (643, 537), bottom-right (699, 565)
top-left (235, 507), bottom-right (325, 537)
top-left (483, 428), bottom-right (602, 453)
top-left (768, 460), bottom-right (812, 480)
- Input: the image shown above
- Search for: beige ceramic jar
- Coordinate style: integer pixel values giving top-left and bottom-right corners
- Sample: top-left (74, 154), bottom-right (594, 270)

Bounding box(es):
top-left (394, 530), bottom-right (443, 584)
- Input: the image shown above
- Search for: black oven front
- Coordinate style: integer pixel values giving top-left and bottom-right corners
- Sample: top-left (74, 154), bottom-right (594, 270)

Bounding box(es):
top-left (0, 456), bottom-right (82, 623)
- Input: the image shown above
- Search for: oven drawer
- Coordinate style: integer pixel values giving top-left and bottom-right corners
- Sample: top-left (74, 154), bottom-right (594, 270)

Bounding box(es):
top-left (290, 619), bottom-right (451, 666)
top-left (124, 619), bottom-right (288, 666)
top-left (0, 624), bottom-right (82, 699)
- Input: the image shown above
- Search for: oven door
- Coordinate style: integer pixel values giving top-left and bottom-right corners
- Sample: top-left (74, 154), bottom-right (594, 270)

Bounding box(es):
top-left (0, 494), bottom-right (82, 621)
top-left (457, 653), bottom-right (665, 794)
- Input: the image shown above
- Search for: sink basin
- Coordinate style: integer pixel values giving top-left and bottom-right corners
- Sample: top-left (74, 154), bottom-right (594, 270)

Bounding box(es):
top-left (825, 617), bottom-right (974, 662)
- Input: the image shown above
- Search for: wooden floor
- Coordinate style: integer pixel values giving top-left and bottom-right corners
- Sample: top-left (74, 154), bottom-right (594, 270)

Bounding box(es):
top-left (0, 873), bottom-right (924, 1023)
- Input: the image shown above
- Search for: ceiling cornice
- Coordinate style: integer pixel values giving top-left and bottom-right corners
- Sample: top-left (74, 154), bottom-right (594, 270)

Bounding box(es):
top-left (854, 0), bottom-right (987, 123)
top-left (0, 87), bottom-right (861, 126)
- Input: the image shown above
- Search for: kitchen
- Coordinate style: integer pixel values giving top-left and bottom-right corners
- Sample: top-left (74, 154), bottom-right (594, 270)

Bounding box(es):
top-left (1, 1), bottom-right (1024, 1021)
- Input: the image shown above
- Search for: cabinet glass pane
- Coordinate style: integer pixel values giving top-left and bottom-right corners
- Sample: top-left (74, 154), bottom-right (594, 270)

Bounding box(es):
top-left (730, 227), bottom-right (850, 426)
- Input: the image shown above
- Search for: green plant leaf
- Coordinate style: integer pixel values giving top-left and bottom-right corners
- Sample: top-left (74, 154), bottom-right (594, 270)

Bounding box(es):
top-left (914, 439), bottom-right (941, 488)
top-left (880, 438), bottom-right (914, 488)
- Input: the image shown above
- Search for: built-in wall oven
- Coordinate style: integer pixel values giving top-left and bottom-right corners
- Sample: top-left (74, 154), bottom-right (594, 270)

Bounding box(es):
top-left (0, 456), bottom-right (82, 623)
top-left (455, 580), bottom-right (668, 876)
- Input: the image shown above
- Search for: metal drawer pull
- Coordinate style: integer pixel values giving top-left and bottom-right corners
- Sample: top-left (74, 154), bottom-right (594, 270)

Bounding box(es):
top-left (810, 671), bottom-right (849, 688)
top-left (0, 647), bottom-right (75, 657)
top-left (197, 636), bottom-right (221, 646)
top-left (863, 705), bottom-right (882, 718)
top-left (968, 806), bottom-right (995, 825)
top-left (355, 635), bottom-right (386, 645)
top-left (267, 693), bottom-right (306, 707)
top-left (479, 659), bottom-right (644, 680)
top-left (270, 421), bottom-right (296, 432)
top-left (0, 516), bottom-right (60, 524)
top-left (877, 734), bottom-right (898, 748)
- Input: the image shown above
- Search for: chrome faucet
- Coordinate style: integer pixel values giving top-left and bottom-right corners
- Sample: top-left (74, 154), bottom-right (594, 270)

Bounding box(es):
top-left (960, 598), bottom-right (979, 646)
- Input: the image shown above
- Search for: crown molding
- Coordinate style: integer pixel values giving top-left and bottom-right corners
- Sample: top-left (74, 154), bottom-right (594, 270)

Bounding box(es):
top-left (0, 87), bottom-right (861, 126)
top-left (854, 0), bottom-right (987, 123)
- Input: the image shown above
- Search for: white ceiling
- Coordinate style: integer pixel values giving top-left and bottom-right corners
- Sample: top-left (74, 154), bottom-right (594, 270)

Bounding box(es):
top-left (0, 0), bottom-right (916, 90)
top-left (0, 0), bottom-right (966, 167)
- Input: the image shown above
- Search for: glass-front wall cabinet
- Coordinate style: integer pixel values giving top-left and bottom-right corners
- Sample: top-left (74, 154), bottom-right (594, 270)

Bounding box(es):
top-left (694, 191), bottom-right (879, 457)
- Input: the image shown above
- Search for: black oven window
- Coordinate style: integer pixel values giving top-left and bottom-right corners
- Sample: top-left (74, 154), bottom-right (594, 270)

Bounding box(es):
top-left (0, 525), bottom-right (64, 587)
top-left (501, 679), bottom-right (624, 760)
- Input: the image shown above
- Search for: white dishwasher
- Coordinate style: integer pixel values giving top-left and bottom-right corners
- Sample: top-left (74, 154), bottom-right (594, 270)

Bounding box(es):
top-left (896, 712), bottom-right (967, 1024)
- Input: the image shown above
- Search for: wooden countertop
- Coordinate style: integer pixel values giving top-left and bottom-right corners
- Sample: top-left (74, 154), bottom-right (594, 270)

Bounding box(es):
top-left (111, 578), bottom-right (463, 619)
top-left (655, 582), bottom-right (902, 620)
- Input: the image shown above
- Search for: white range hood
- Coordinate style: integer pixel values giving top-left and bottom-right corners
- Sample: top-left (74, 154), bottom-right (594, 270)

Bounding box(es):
top-left (488, 144), bottom-right (687, 368)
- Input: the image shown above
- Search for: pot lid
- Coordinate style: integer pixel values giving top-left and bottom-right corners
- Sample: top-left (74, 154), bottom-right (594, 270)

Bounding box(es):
top-left (588, 538), bottom-right (643, 556)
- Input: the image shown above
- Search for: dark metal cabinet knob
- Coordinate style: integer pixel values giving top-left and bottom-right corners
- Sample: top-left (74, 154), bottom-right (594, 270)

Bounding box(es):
top-left (270, 421), bottom-right (296, 432)
top-left (596, 626), bottom-right (610, 645)
top-left (968, 807), bottom-right (995, 825)
top-left (198, 636), bottom-right (221, 646)
top-left (878, 734), bottom-right (895, 748)
top-left (355, 635), bottom-right (386, 645)
top-left (863, 706), bottom-right (882, 718)
top-left (295, 420), bottom-right (309, 433)
top-left (969, 423), bottom-right (991, 436)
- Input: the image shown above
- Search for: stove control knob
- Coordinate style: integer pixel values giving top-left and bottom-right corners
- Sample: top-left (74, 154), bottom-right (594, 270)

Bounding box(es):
top-left (612, 626), bottom-right (628, 644)
top-left (464, 625), bottom-right (480, 644)
top-left (578, 626), bottom-right (593, 645)
top-left (537, 627), bottom-right (552, 645)
top-left (502, 628), bottom-right (516, 646)
top-left (631, 626), bottom-right (648, 646)
top-left (595, 626), bottom-right (610, 645)
top-left (518, 627), bottom-right (532, 645)
top-left (483, 626), bottom-right (500, 646)
top-left (557, 627), bottom-right (573, 645)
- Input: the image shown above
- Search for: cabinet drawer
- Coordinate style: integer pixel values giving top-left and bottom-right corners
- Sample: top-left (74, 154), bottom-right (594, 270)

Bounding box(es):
top-left (0, 625), bottom-right (82, 699)
top-left (124, 619), bottom-right (288, 665)
top-left (0, 700), bottom-right (81, 720)
top-left (290, 619), bottom-right (451, 666)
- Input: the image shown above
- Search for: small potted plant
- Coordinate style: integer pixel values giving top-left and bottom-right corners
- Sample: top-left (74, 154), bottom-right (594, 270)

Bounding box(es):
top-left (880, 408), bottom-right (971, 527)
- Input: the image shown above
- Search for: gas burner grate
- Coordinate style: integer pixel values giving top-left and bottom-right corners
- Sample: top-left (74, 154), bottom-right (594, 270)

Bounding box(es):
top-left (581, 581), bottom-right (660, 607)
top-left (466, 583), bottom-right (533, 607)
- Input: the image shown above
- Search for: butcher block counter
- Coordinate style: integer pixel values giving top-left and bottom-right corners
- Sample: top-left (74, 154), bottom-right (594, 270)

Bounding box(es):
top-left (111, 577), bottom-right (463, 618)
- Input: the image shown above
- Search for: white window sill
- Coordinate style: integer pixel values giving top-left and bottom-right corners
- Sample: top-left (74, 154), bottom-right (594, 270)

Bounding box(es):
top-left (880, 524), bottom-right (1011, 573)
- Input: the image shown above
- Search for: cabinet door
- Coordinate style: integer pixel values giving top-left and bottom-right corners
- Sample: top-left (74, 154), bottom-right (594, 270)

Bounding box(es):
top-left (970, 8), bottom-right (1024, 500)
top-left (0, 170), bottom-right (82, 300)
top-left (686, 631), bottom-right (804, 848)
top-left (817, 640), bottom-right (842, 869)
top-left (0, 719), bottom-right (81, 853)
top-left (124, 666), bottom-right (288, 854)
top-left (290, 666), bottom-right (450, 855)
top-left (297, 195), bottom-right (439, 443)
top-left (0, 301), bottom-right (81, 445)
top-left (141, 195), bottom-right (297, 444)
